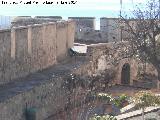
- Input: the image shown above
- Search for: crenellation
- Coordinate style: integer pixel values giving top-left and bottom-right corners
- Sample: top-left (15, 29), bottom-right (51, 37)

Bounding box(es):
top-left (0, 29), bottom-right (11, 33)
top-left (31, 24), bottom-right (43, 27)
top-left (27, 26), bottom-right (32, 55)
top-left (0, 20), bottom-right (75, 85)
top-left (11, 16), bottom-right (62, 27)
top-left (56, 21), bottom-right (68, 28)
top-left (67, 20), bottom-right (75, 48)
top-left (42, 22), bottom-right (56, 26)
top-left (15, 27), bottom-right (28, 59)
top-left (0, 30), bottom-right (11, 64)
top-left (41, 23), bottom-right (56, 68)
top-left (11, 28), bottom-right (16, 59)
top-left (12, 26), bottom-right (28, 30)
top-left (56, 21), bottom-right (69, 61)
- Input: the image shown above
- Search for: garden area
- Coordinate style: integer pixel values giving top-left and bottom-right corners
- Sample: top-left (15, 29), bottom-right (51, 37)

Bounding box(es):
top-left (89, 90), bottom-right (160, 120)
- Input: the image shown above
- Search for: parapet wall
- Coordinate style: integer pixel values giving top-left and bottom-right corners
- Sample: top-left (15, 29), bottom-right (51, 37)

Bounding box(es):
top-left (68, 17), bottom-right (95, 29)
top-left (0, 20), bottom-right (75, 85)
top-left (11, 17), bottom-right (62, 27)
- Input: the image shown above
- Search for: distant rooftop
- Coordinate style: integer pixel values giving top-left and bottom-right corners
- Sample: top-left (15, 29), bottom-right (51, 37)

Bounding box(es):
top-left (100, 17), bottom-right (120, 20)
top-left (35, 16), bottom-right (62, 19)
top-left (68, 17), bottom-right (95, 19)
top-left (18, 16), bottom-right (31, 17)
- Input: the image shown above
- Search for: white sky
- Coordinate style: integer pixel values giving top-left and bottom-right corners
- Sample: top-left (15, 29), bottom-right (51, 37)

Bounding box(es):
top-left (0, 0), bottom-right (148, 30)
top-left (0, 0), bottom-right (147, 15)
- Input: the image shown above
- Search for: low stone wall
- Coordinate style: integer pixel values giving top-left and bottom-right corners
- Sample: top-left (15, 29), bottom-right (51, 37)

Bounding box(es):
top-left (87, 42), bottom-right (154, 86)
top-left (0, 56), bottom-right (93, 120)
top-left (0, 77), bottom-right (66, 120)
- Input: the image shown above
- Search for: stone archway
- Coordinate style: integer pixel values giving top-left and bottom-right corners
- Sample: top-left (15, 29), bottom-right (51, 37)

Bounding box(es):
top-left (121, 63), bottom-right (130, 84)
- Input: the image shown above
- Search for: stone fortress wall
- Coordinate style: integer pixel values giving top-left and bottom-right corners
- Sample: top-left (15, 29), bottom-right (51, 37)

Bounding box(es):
top-left (68, 17), bottom-right (95, 29)
top-left (0, 20), bottom-right (75, 85)
top-left (69, 17), bottom-right (121, 43)
top-left (11, 16), bottom-right (63, 27)
top-left (68, 17), bottom-right (96, 42)
top-left (70, 17), bottom-right (138, 43)
top-left (11, 16), bottom-right (133, 44)
top-left (100, 17), bottom-right (121, 42)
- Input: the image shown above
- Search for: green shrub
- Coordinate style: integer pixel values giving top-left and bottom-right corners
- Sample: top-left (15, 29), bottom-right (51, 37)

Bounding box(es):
top-left (112, 94), bottom-right (128, 108)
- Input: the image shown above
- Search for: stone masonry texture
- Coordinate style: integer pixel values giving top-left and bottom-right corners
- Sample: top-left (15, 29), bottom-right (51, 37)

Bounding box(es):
top-left (0, 20), bottom-right (75, 85)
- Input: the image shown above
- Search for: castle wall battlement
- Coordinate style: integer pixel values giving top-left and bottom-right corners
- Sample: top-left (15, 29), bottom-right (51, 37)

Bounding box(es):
top-left (0, 20), bottom-right (75, 85)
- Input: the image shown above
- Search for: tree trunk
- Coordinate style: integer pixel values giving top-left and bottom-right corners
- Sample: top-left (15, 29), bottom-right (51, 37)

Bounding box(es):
top-left (142, 108), bottom-right (145, 120)
top-left (157, 69), bottom-right (160, 89)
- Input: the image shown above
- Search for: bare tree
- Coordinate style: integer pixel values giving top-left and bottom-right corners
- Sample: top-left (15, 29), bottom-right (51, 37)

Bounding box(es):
top-left (120, 0), bottom-right (160, 88)
top-left (133, 91), bottom-right (160, 120)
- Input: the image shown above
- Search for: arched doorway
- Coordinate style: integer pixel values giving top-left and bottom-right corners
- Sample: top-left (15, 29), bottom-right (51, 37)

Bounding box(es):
top-left (121, 63), bottom-right (130, 84)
